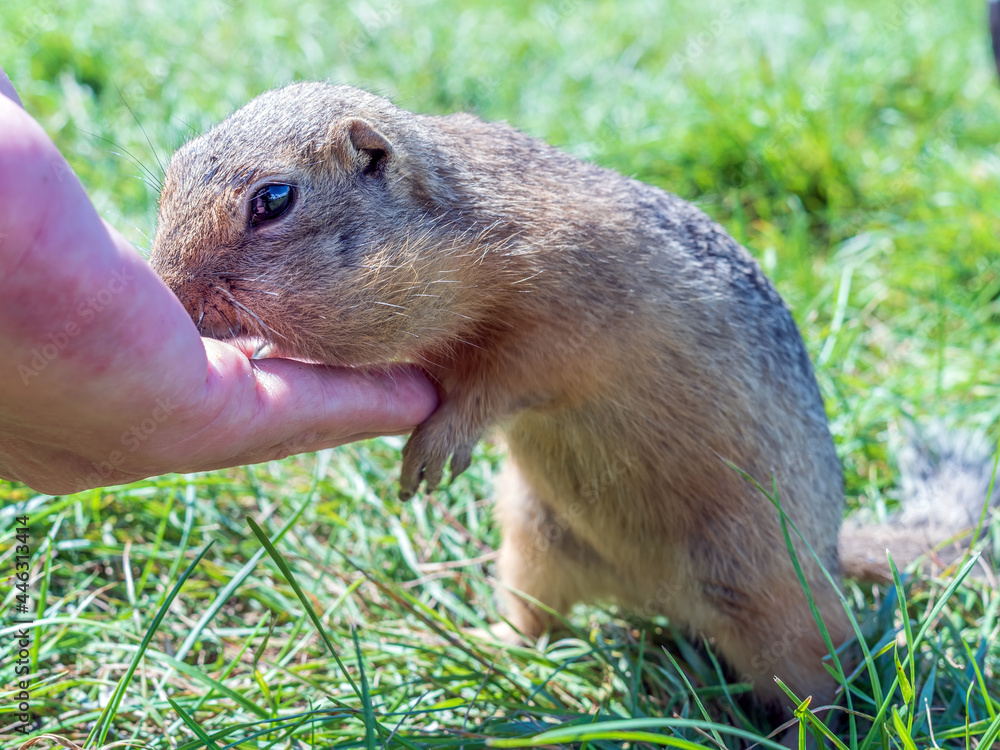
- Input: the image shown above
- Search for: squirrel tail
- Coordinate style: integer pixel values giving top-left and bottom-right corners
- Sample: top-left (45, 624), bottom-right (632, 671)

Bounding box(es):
top-left (839, 420), bottom-right (999, 583)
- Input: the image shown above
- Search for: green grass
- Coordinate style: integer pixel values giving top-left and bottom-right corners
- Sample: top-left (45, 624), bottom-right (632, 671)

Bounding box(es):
top-left (1, 0), bottom-right (999, 747)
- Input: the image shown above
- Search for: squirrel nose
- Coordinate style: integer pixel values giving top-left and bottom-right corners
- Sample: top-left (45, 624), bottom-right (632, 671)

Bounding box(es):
top-left (150, 262), bottom-right (208, 325)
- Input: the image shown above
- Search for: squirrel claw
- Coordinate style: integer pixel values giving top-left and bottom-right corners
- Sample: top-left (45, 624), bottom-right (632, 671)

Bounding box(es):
top-left (399, 416), bottom-right (481, 500)
top-left (449, 444), bottom-right (473, 480)
top-left (397, 446), bottom-right (428, 501)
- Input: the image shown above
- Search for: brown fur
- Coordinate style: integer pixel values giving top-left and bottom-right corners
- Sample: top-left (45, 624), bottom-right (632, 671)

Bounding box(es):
top-left (149, 83), bottom-right (981, 710)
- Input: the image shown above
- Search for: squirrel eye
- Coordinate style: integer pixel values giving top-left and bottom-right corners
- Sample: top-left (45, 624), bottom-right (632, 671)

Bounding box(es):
top-left (249, 184), bottom-right (295, 226)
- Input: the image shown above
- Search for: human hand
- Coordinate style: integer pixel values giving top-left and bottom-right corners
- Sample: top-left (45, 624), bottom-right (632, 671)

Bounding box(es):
top-left (0, 71), bottom-right (437, 495)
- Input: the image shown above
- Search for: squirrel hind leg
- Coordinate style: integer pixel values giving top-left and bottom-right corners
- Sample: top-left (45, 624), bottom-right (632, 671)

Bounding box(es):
top-left (493, 461), bottom-right (620, 638)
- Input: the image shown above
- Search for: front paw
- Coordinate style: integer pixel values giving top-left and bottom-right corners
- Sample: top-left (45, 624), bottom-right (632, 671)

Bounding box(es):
top-left (399, 416), bottom-right (479, 501)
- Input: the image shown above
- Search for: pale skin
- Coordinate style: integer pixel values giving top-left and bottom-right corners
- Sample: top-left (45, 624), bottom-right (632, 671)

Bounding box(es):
top-left (0, 68), bottom-right (438, 495)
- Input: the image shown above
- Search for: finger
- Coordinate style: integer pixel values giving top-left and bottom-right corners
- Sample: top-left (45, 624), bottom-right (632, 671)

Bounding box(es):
top-left (183, 342), bottom-right (438, 471)
top-left (249, 358), bottom-right (438, 441)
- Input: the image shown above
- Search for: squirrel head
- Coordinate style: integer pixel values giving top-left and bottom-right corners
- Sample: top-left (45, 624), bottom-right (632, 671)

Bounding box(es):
top-left (150, 82), bottom-right (498, 367)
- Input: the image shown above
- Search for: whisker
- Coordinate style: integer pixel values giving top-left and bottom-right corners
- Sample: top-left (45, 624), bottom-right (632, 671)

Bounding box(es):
top-left (77, 127), bottom-right (163, 191)
top-left (114, 80), bottom-right (166, 181)
top-left (224, 274), bottom-right (296, 292)
top-left (213, 285), bottom-right (290, 344)
top-left (130, 173), bottom-right (162, 193)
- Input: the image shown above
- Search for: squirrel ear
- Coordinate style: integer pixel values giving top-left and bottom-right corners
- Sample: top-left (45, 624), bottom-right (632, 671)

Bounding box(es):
top-left (345, 118), bottom-right (393, 176)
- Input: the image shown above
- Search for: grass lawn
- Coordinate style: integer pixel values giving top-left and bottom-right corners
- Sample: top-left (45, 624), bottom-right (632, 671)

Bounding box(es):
top-left (1, 0), bottom-right (999, 747)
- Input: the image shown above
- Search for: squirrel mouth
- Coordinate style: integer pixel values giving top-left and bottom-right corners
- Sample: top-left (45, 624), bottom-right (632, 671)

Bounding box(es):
top-left (180, 279), bottom-right (278, 345)
top-left (190, 299), bottom-right (255, 341)
top-left (189, 291), bottom-right (326, 365)
top-left (183, 281), bottom-right (418, 369)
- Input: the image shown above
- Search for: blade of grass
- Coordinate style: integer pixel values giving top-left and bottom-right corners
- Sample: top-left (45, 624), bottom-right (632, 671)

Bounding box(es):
top-left (167, 696), bottom-right (224, 750)
top-left (352, 625), bottom-right (378, 750)
top-left (245, 516), bottom-right (368, 709)
top-left (86, 540), bottom-right (215, 748)
top-left (486, 716), bottom-right (788, 749)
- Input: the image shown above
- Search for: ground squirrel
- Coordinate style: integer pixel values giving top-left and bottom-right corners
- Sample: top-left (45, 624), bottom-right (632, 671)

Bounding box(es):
top-left (150, 82), bottom-right (995, 710)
